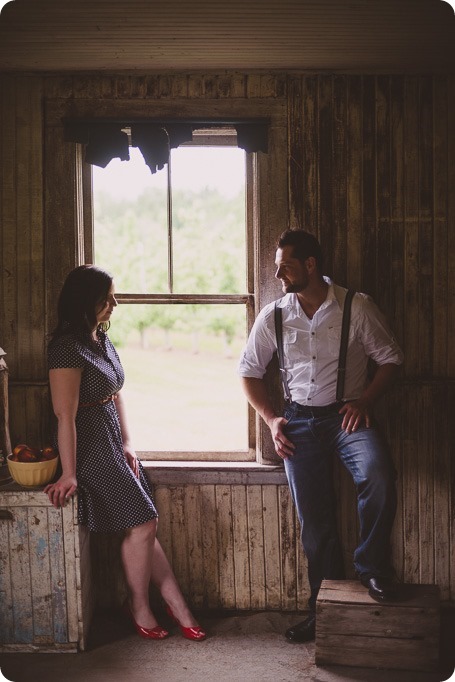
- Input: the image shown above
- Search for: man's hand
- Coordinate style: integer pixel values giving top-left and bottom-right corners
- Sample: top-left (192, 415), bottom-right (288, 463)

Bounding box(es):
top-left (269, 416), bottom-right (295, 460)
top-left (338, 400), bottom-right (372, 434)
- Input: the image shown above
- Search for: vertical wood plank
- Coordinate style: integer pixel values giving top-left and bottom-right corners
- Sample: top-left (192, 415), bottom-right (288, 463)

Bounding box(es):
top-left (448, 382), bottom-right (455, 601)
top-left (448, 75), bottom-right (455, 378)
top-left (246, 74), bottom-right (262, 99)
top-left (418, 77), bottom-right (434, 376)
top-left (27, 506), bottom-right (53, 643)
top-left (346, 76), bottom-right (363, 292)
top-left (376, 76), bottom-right (392, 315)
top-left (183, 485), bottom-right (204, 609)
top-left (61, 499), bottom-right (79, 643)
top-left (302, 75), bottom-right (318, 234)
top-left (432, 384), bottom-right (450, 600)
top-left (402, 386), bottom-right (420, 584)
top-left (231, 485), bottom-right (251, 609)
top-left (199, 485), bottom-right (220, 608)
top-left (9, 507), bottom-right (33, 643)
top-left (417, 386), bottom-right (435, 584)
top-left (0, 76), bottom-right (18, 373)
top-left (403, 77), bottom-right (420, 375)
top-left (247, 485), bottom-right (265, 609)
top-left (169, 486), bottom-right (189, 595)
top-left (318, 75), bottom-right (334, 276)
top-left (362, 77), bottom-right (377, 297)
top-left (262, 486), bottom-right (281, 609)
top-left (389, 76), bottom-right (405, 347)
top-left (332, 75), bottom-right (347, 285)
top-left (215, 485), bottom-right (235, 608)
top-left (432, 76), bottom-right (448, 376)
top-left (383, 385), bottom-right (405, 581)
top-left (287, 75), bottom-right (303, 230)
top-left (0, 506), bottom-right (13, 642)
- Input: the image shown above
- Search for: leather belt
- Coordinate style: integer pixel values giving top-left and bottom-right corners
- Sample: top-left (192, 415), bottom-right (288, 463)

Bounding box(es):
top-left (79, 393), bottom-right (119, 408)
top-left (290, 401), bottom-right (345, 418)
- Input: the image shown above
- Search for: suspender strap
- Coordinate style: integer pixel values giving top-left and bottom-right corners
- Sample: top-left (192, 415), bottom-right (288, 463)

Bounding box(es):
top-left (336, 289), bottom-right (355, 401)
top-left (275, 288), bottom-right (356, 404)
top-left (274, 304), bottom-right (292, 402)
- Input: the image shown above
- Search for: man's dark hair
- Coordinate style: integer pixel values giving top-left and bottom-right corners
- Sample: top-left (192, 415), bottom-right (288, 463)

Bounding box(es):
top-left (277, 230), bottom-right (323, 272)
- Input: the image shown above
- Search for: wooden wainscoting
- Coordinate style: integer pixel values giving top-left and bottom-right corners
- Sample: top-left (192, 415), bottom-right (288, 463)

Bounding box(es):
top-left (90, 482), bottom-right (309, 613)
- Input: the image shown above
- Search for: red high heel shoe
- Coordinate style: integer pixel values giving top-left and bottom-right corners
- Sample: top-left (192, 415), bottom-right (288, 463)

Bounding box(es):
top-left (166, 606), bottom-right (207, 641)
top-left (123, 602), bottom-right (169, 640)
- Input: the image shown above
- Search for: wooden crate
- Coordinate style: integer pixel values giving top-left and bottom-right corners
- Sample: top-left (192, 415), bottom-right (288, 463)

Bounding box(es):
top-left (0, 484), bottom-right (93, 652)
top-left (315, 579), bottom-right (440, 672)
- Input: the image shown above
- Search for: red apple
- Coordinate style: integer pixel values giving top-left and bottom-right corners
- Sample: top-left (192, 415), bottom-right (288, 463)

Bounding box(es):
top-left (41, 446), bottom-right (57, 461)
top-left (17, 447), bottom-right (40, 462)
top-left (12, 443), bottom-right (29, 457)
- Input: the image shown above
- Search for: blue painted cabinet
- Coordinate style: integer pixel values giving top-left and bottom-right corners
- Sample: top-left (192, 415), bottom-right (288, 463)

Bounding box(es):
top-left (0, 486), bottom-right (93, 652)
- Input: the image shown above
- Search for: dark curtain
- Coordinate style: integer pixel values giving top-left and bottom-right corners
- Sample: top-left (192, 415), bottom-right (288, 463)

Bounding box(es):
top-left (63, 120), bottom-right (268, 173)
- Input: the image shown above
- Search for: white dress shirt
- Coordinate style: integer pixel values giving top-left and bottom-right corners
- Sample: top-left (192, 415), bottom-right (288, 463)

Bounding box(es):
top-left (239, 279), bottom-right (404, 406)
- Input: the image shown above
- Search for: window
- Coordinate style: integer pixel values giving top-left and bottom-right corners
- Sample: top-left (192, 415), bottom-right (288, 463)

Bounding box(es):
top-left (92, 127), bottom-right (255, 461)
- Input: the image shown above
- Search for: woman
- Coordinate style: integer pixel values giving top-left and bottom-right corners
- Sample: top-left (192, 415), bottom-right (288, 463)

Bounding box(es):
top-left (44, 265), bottom-right (206, 642)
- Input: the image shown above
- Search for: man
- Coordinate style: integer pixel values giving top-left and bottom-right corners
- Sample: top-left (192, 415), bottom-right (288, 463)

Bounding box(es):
top-left (239, 230), bottom-right (404, 643)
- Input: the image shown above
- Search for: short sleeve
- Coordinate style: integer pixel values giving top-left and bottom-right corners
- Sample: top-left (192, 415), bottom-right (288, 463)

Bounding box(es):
top-left (48, 335), bottom-right (85, 370)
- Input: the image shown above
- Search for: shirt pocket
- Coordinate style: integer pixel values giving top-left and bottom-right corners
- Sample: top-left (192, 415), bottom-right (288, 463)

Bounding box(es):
top-left (283, 329), bottom-right (310, 365)
top-left (327, 325), bottom-right (342, 357)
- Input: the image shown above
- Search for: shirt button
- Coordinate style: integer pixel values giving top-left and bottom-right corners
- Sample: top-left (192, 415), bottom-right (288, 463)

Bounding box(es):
top-left (312, 356), bottom-right (316, 360)
top-left (311, 379), bottom-right (315, 383)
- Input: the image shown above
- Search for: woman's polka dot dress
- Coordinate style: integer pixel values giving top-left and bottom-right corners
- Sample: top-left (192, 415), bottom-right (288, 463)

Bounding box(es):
top-left (48, 331), bottom-right (158, 533)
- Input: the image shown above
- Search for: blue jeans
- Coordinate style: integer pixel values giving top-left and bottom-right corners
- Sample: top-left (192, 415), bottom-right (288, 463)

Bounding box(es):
top-left (283, 401), bottom-right (397, 612)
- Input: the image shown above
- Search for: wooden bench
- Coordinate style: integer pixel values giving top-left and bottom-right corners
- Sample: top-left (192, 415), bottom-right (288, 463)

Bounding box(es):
top-left (315, 579), bottom-right (440, 672)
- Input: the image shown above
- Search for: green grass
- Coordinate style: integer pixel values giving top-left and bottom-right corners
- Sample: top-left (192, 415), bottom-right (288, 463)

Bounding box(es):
top-left (118, 338), bottom-right (249, 452)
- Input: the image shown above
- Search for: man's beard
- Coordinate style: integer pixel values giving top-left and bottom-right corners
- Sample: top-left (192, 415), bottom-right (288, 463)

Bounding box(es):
top-left (282, 279), bottom-right (307, 293)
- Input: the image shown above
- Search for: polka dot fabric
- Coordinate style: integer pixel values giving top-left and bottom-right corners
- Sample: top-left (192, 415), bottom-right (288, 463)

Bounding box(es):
top-left (48, 332), bottom-right (158, 533)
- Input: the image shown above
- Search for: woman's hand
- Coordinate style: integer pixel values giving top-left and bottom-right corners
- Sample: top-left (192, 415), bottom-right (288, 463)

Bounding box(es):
top-left (124, 444), bottom-right (139, 478)
top-left (44, 475), bottom-right (78, 509)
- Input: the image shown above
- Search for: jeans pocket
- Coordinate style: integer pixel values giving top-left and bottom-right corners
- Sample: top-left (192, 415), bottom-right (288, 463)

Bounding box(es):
top-left (283, 403), bottom-right (298, 425)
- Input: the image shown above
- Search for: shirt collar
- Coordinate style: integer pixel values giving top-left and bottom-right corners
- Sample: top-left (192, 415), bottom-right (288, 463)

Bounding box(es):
top-left (278, 277), bottom-right (343, 313)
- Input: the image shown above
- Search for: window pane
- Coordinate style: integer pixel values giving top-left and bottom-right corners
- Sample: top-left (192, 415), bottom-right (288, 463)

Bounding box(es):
top-left (108, 303), bottom-right (249, 452)
top-left (93, 148), bottom-right (169, 293)
top-left (171, 146), bottom-right (246, 294)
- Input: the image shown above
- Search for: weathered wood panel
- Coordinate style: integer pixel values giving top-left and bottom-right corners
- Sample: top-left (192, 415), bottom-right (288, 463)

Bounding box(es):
top-left (0, 71), bottom-right (454, 616)
top-left (91, 483), bottom-right (303, 612)
top-left (0, 490), bottom-right (92, 651)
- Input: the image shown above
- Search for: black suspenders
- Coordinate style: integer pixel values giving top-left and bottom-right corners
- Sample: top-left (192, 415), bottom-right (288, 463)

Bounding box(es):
top-left (274, 289), bottom-right (355, 403)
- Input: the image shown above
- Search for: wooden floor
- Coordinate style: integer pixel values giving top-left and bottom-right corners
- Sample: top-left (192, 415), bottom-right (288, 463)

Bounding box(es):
top-left (1, 608), bottom-right (453, 682)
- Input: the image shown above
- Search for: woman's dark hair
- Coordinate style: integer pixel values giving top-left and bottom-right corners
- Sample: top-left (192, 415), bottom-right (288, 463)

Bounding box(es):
top-left (277, 230), bottom-right (324, 272)
top-left (50, 265), bottom-right (113, 346)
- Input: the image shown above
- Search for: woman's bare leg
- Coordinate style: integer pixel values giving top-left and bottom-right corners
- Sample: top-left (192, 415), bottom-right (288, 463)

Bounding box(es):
top-left (120, 519), bottom-right (159, 628)
top-left (121, 520), bottom-right (199, 628)
top-left (149, 538), bottom-right (199, 627)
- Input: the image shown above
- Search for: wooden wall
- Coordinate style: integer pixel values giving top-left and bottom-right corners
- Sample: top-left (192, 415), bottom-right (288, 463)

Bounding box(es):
top-left (1, 72), bottom-right (454, 609)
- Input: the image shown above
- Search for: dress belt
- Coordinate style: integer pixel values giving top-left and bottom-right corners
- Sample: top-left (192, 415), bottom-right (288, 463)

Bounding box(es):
top-left (79, 393), bottom-right (119, 408)
top-left (290, 401), bottom-right (345, 418)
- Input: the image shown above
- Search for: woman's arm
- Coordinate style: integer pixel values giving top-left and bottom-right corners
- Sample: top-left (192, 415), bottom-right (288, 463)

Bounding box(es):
top-left (44, 367), bottom-right (81, 508)
top-left (115, 390), bottom-right (139, 477)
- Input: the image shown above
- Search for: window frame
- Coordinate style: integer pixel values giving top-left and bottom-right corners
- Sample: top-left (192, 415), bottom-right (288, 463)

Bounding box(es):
top-left (92, 135), bottom-right (255, 461)
top-left (45, 96), bottom-right (288, 465)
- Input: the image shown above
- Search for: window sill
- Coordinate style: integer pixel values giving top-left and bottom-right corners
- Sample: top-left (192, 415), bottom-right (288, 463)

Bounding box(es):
top-left (142, 460), bottom-right (287, 485)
